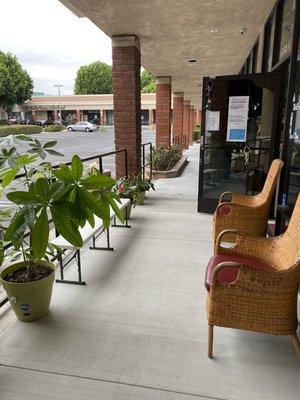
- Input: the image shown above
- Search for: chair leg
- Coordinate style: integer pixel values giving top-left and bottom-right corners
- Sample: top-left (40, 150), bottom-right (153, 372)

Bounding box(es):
top-left (208, 324), bottom-right (214, 358)
top-left (290, 334), bottom-right (300, 358)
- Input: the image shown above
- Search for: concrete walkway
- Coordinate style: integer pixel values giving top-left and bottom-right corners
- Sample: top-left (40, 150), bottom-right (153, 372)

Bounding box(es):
top-left (0, 144), bottom-right (299, 400)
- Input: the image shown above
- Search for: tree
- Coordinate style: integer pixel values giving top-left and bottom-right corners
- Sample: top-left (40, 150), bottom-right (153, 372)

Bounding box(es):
top-left (141, 69), bottom-right (156, 93)
top-left (0, 51), bottom-right (33, 113)
top-left (74, 62), bottom-right (112, 94)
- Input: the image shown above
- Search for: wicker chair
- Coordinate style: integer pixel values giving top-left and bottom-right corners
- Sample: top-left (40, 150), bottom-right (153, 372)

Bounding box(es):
top-left (205, 193), bottom-right (300, 358)
top-left (212, 159), bottom-right (284, 245)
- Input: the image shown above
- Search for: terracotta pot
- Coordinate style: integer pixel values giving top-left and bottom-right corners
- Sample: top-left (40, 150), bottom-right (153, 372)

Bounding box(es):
top-left (0, 260), bottom-right (55, 322)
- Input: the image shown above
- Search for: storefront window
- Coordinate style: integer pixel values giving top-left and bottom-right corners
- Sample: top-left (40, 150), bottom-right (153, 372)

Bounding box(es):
top-left (287, 38), bottom-right (300, 207)
top-left (279, 0), bottom-right (295, 61)
top-left (263, 16), bottom-right (276, 71)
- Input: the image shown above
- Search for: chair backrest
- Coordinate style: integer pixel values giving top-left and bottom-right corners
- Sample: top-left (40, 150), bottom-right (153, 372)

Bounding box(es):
top-left (271, 194), bottom-right (300, 271)
top-left (257, 159), bottom-right (284, 207)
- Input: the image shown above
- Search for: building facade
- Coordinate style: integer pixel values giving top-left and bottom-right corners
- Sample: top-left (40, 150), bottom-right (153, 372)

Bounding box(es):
top-left (12, 93), bottom-right (157, 126)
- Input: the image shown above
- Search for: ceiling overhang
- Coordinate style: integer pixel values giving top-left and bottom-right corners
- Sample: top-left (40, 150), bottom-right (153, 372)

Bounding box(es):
top-left (59, 0), bottom-right (276, 107)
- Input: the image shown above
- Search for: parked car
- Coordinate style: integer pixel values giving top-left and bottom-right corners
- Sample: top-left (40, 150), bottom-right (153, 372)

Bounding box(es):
top-left (8, 118), bottom-right (21, 124)
top-left (36, 119), bottom-right (53, 126)
top-left (25, 118), bottom-right (36, 125)
top-left (67, 121), bottom-right (97, 132)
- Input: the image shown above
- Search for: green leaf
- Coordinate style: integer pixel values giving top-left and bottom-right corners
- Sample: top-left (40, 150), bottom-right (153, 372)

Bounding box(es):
top-left (32, 208), bottom-right (49, 260)
top-left (43, 141), bottom-right (57, 149)
top-left (71, 155), bottom-right (83, 181)
top-left (45, 149), bottom-right (64, 157)
top-left (77, 187), bottom-right (109, 224)
top-left (15, 134), bottom-right (34, 142)
top-left (16, 154), bottom-right (37, 166)
top-left (1, 167), bottom-right (20, 187)
top-left (38, 149), bottom-right (47, 159)
top-left (81, 174), bottom-right (116, 190)
top-left (34, 178), bottom-right (49, 203)
top-left (86, 207), bottom-right (95, 228)
top-left (49, 181), bottom-right (71, 201)
top-left (53, 165), bottom-right (75, 183)
top-left (51, 200), bottom-right (83, 221)
top-left (4, 209), bottom-right (26, 243)
top-left (6, 191), bottom-right (38, 204)
top-left (102, 192), bottom-right (125, 224)
top-left (51, 206), bottom-right (83, 248)
top-left (23, 205), bottom-right (36, 228)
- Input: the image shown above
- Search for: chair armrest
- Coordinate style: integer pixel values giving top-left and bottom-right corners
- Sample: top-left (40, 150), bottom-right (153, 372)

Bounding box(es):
top-left (215, 202), bottom-right (255, 218)
top-left (211, 261), bottom-right (241, 285)
top-left (219, 191), bottom-right (233, 203)
top-left (215, 229), bottom-right (278, 265)
top-left (210, 260), bottom-right (281, 291)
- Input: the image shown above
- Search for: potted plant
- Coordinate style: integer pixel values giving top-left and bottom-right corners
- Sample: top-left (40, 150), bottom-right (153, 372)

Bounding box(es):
top-left (115, 178), bottom-right (138, 218)
top-left (130, 173), bottom-right (155, 205)
top-left (0, 135), bottom-right (124, 322)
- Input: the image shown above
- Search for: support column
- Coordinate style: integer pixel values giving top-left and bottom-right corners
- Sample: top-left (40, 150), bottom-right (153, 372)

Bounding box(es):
top-left (196, 109), bottom-right (201, 125)
top-left (183, 100), bottom-right (190, 149)
top-left (112, 35), bottom-right (141, 178)
top-left (53, 110), bottom-right (58, 121)
top-left (189, 106), bottom-right (194, 145)
top-left (100, 110), bottom-right (106, 125)
top-left (155, 77), bottom-right (171, 148)
top-left (172, 92), bottom-right (183, 148)
top-left (76, 109), bottom-right (81, 122)
top-left (149, 109), bottom-right (154, 128)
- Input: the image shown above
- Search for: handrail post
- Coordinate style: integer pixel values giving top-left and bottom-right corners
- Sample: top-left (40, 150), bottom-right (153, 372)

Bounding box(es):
top-left (124, 149), bottom-right (128, 179)
top-left (142, 144), bottom-right (145, 179)
top-left (98, 157), bottom-right (103, 174)
top-left (150, 142), bottom-right (153, 179)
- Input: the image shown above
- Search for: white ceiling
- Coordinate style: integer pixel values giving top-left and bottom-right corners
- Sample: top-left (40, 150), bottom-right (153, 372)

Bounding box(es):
top-left (59, 0), bottom-right (276, 107)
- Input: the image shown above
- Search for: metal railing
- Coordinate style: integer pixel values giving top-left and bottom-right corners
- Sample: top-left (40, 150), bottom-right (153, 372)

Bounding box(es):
top-left (141, 142), bottom-right (153, 179)
top-left (0, 144), bottom-right (154, 308)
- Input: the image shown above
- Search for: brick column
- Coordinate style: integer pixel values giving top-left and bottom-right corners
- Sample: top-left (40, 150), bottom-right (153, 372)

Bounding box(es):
top-left (172, 92), bottom-right (183, 149)
top-left (100, 110), bottom-right (106, 125)
top-left (155, 77), bottom-right (171, 148)
top-left (149, 109), bottom-right (154, 127)
top-left (112, 35), bottom-right (141, 178)
top-left (183, 100), bottom-right (190, 149)
top-left (76, 110), bottom-right (81, 122)
top-left (189, 106), bottom-right (194, 145)
top-left (53, 110), bottom-right (58, 121)
top-left (195, 109), bottom-right (201, 125)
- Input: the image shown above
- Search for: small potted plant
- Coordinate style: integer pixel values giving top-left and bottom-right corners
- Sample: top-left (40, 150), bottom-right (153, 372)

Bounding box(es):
top-left (131, 173), bottom-right (155, 205)
top-left (0, 135), bottom-right (123, 322)
top-left (115, 178), bottom-right (138, 218)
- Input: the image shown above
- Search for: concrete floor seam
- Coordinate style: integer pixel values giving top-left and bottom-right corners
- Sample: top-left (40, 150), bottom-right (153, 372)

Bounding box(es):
top-left (0, 363), bottom-right (227, 400)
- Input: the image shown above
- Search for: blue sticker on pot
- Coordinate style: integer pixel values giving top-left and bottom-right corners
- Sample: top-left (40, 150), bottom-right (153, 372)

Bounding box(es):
top-left (20, 304), bottom-right (31, 313)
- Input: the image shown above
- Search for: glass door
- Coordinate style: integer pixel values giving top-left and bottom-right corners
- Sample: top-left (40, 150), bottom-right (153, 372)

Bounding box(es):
top-left (198, 71), bottom-right (284, 213)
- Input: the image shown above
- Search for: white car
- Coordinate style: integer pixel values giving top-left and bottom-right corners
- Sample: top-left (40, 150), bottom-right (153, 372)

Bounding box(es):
top-left (67, 121), bottom-right (97, 132)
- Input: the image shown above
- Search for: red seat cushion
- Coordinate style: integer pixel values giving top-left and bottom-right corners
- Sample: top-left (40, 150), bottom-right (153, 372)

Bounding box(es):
top-left (217, 205), bottom-right (231, 216)
top-left (205, 254), bottom-right (274, 292)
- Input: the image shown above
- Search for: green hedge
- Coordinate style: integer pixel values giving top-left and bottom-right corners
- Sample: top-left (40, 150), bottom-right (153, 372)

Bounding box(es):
top-left (43, 124), bottom-right (65, 132)
top-left (0, 125), bottom-right (42, 137)
top-left (149, 145), bottom-right (181, 171)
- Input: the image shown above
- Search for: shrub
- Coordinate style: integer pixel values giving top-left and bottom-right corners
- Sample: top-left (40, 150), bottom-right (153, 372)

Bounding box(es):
top-left (193, 124), bottom-right (201, 141)
top-left (0, 124), bottom-right (42, 137)
top-left (149, 145), bottom-right (181, 171)
top-left (44, 124), bottom-right (64, 132)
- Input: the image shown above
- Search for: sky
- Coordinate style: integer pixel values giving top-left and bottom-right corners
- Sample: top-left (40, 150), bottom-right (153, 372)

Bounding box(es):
top-left (0, 0), bottom-right (112, 95)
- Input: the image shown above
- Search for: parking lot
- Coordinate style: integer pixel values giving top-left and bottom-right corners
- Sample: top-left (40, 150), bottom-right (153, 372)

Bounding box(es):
top-left (16, 126), bottom-right (155, 176)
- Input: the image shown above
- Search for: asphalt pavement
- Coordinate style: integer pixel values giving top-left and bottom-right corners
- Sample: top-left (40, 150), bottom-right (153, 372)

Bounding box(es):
top-left (14, 126), bottom-right (155, 175)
